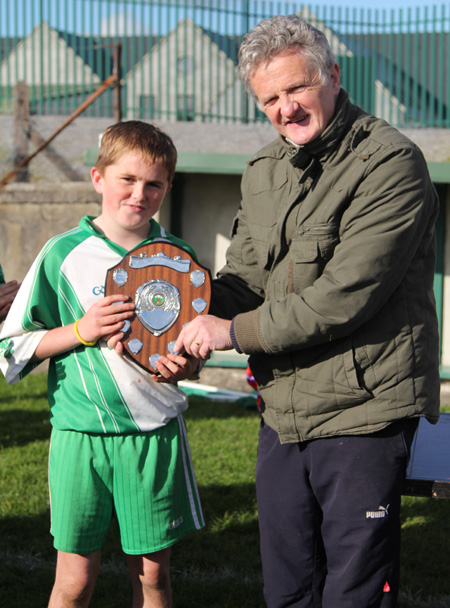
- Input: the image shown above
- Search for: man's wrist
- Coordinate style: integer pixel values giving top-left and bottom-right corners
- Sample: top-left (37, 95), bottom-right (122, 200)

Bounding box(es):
top-left (230, 317), bottom-right (243, 354)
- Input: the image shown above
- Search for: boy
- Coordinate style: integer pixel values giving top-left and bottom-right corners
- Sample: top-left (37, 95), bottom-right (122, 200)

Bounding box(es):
top-left (0, 121), bottom-right (204, 608)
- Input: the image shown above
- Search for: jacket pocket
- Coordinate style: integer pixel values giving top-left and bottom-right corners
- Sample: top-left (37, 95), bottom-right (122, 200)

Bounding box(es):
top-left (252, 236), bottom-right (275, 270)
top-left (342, 340), bottom-right (375, 397)
top-left (289, 224), bottom-right (340, 293)
top-left (245, 218), bottom-right (277, 270)
top-left (289, 338), bottom-right (374, 419)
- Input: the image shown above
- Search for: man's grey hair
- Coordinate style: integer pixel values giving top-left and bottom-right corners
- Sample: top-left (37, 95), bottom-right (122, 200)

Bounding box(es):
top-left (237, 14), bottom-right (337, 100)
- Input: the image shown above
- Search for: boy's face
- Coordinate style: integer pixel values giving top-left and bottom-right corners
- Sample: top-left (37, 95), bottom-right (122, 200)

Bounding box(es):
top-left (91, 152), bottom-right (171, 239)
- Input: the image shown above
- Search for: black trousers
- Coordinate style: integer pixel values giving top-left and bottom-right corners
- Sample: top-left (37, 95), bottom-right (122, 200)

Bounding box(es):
top-left (256, 417), bottom-right (418, 608)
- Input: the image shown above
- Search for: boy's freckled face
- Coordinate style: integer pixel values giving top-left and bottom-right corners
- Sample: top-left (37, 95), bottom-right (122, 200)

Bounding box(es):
top-left (91, 153), bottom-right (171, 238)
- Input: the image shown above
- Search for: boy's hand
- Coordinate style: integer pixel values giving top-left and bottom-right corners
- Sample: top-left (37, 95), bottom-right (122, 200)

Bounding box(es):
top-left (0, 280), bottom-right (21, 323)
top-left (151, 352), bottom-right (200, 384)
top-left (77, 294), bottom-right (135, 350)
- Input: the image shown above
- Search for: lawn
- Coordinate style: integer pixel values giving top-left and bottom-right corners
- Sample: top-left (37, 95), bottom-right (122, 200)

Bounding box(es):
top-left (1, 373), bottom-right (449, 607)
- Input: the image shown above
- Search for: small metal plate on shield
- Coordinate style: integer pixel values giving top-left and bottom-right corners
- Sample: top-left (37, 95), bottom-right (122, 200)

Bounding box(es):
top-left (113, 268), bottom-right (128, 287)
top-left (149, 354), bottom-right (161, 369)
top-left (191, 269), bottom-right (206, 287)
top-left (128, 339), bottom-right (143, 355)
top-left (192, 298), bottom-right (207, 314)
top-left (105, 241), bottom-right (211, 373)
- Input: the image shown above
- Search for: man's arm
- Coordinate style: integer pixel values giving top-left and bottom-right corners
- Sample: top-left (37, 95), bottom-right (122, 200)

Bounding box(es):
top-left (210, 206), bottom-right (266, 319)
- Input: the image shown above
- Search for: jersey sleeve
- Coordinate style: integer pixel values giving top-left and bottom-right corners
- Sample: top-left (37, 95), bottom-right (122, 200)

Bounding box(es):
top-left (0, 248), bottom-right (56, 383)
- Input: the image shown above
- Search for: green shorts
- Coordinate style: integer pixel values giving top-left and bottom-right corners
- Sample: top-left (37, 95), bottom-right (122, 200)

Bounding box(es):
top-left (48, 416), bottom-right (204, 555)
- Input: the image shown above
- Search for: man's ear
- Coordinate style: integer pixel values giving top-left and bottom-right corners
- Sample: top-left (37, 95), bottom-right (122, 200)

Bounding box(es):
top-left (91, 166), bottom-right (103, 194)
top-left (330, 62), bottom-right (341, 94)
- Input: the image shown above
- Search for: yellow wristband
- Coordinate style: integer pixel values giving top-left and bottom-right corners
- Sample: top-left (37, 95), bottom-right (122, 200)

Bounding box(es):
top-left (74, 319), bottom-right (97, 347)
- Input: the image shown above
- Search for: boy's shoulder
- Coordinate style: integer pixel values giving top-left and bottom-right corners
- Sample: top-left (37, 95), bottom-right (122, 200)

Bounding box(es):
top-left (37, 225), bottom-right (78, 260)
top-left (39, 221), bottom-right (92, 261)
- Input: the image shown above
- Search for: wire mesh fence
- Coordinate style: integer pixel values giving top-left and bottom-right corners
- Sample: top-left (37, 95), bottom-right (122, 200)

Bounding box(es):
top-left (0, 0), bottom-right (449, 127)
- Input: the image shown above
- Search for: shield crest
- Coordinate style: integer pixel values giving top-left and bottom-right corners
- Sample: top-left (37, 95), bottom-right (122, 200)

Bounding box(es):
top-left (105, 241), bottom-right (211, 372)
top-left (135, 280), bottom-right (180, 336)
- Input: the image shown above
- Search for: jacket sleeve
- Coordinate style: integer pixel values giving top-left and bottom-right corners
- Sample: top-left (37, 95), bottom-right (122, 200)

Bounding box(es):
top-left (233, 144), bottom-right (439, 354)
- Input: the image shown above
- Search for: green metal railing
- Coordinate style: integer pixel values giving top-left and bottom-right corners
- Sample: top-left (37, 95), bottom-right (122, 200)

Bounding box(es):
top-left (0, 0), bottom-right (448, 127)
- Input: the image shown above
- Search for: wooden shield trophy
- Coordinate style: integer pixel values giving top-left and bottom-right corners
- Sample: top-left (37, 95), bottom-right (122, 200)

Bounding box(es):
top-left (105, 241), bottom-right (211, 373)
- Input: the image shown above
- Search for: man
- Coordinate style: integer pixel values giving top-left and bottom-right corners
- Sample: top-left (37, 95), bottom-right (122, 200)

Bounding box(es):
top-left (0, 264), bottom-right (20, 323)
top-left (174, 14), bottom-right (440, 608)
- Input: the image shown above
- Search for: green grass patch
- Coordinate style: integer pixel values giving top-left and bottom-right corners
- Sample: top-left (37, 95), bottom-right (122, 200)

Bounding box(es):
top-left (1, 373), bottom-right (450, 607)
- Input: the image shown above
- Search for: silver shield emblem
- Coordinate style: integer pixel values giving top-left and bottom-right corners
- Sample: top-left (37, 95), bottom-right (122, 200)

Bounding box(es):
top-left (128, 339), bottom-right (143, 355)
top-left (192, 298), bottom-right (207, 314)
top-left (135, 280), bottom-right (181, 337)
top-left (190, 269), bottom-right (206, 287)
top-left (112, 268), bottom-right (128, 286)
top-left (149, 354), bottom-right (161, 370)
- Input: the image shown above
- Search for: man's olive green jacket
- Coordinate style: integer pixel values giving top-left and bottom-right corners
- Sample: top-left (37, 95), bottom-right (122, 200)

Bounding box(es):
top-left (212, 90), bottom-right (440, 443)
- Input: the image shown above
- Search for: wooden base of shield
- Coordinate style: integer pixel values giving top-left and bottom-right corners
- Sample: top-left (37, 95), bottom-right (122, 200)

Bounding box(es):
top-left (105, 241), bottom-right (211, 373)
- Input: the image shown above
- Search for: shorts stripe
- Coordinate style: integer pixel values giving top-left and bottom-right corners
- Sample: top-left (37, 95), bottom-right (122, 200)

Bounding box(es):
top-left (176, 415), bottom-right (204, 530)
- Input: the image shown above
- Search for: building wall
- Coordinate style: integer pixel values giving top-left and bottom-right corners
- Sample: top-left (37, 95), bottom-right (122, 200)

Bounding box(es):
top-left (177, 172), bottom-right (241, 276)
top-left (0, 175), bottom-right (242, 283)
top-left (0, 184), bottom-right (102, 282)
top-left (1, 115), bottom-right (449, 186)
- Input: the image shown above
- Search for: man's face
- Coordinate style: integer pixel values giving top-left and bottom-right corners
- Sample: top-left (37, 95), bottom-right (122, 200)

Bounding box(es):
top-left (250, 47), bottom-right (341, 146)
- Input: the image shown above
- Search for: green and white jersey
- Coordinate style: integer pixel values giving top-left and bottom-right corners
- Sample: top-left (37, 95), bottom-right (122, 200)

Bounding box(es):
top-left (0, 216), bottom-right (196, 434)
top-left (0, 264), bottom-right (5, 285)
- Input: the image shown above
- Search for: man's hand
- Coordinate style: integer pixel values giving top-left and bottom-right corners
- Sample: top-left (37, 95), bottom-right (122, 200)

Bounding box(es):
top-left (173, 315), bottom-right (233, 360)
top-left (0, 280), bottom-right (20, 323)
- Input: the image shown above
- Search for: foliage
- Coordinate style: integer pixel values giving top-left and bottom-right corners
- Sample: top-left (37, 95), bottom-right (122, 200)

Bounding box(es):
top-left (1, 373), bottom-right (449, 607)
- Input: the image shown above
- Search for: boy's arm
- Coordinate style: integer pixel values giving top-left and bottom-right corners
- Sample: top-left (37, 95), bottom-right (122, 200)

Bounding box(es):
top-left (33, 294), bottom-right (135, 361)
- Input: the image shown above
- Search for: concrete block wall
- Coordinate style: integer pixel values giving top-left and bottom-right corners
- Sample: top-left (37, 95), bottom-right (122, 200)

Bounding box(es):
top-left (0, 175), bottom-right (243, 285)
top-left (0, 183), bottom-right (101, 282)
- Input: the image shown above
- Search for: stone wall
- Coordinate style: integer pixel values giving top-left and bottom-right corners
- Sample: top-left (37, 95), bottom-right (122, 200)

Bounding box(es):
top-left (0, 175), bottom-right (243, 284)
top-left (0, 183), bottom-right (101, 282)
top-left (1, 114), bottom-right (449, 187)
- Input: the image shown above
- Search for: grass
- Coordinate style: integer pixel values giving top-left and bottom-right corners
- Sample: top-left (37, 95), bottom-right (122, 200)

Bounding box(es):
top-left (1, 373), bottom-right (450, 607)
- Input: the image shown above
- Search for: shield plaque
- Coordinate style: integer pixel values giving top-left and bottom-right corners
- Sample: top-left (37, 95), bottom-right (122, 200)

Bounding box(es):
top-left (105, 241), bottom-right (211, 373)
